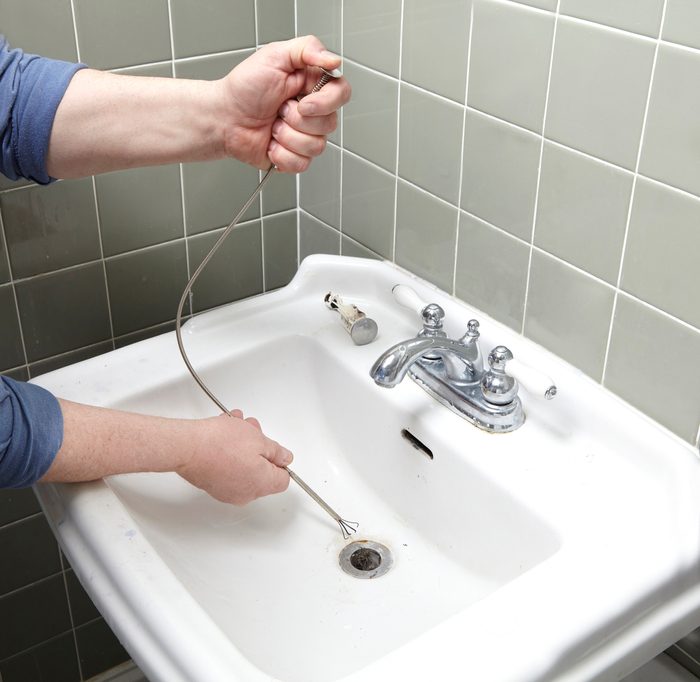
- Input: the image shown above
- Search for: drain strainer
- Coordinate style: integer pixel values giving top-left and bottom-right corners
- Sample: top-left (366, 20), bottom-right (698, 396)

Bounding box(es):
top-left (339, 540), bottom-right (393, 579)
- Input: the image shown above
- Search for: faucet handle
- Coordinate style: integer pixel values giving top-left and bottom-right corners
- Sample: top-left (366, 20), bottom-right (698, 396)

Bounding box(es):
top-left (392, 284), bottom-right (429, 315)
top-left (481, 346), bottom-right (518, 405)
top-left (507, 358), bottom-right (557, 400)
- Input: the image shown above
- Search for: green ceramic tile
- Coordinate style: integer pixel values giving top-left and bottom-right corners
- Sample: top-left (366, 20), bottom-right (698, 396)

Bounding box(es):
top-left (297, 0), bottom-right (342, 54)
top-left (0, 631), bottom-right (79, 682)
top-left (257, 0), bottom-right (296, 43)
top-left (263, 212), bottom-right (298, 290)
top-left (112, 63), bottom-right (172, 78)
top-left (0, 175), bottom-right (31, 192)
top-left (0, 0), bottom-right (78, 62)
top-left (606, 295), bottom-right (700, 443)
top-left (15, 263), bottom-right (111, 362)
top-left (0, 515), bottom-right (60, 595)
top-left (1, 179), bottom-right (100, 278)
top-left (511, 0), bottom-right (557, 9)
top-left (402, 0), bottom-right (472, 102)
top-left (535, 142), bottom-right (633, 284)
top-left (261, 171), bottom-right (296, 216)
top-left (524, 250), bottom-right (615, 380)
top-left (171, 0), bottom-right (255, 58)
top-left (0, 285), bottom-right (24, 371)
top-left (0, 488), bottom-right (40, 528)
top-left (341, 237), bottom-right (381, 260)
top-left (468, 0), bottom-right (554, 133)
top-left (456, 213), bottom-right (529, 331)
top-left (344, 0), bottom-right (401, 77)
top-left (461, 110), bottom-right (540, 241)
top-left (341, 153), bottom-right (395, 259)
top-left (545, 17), bottom-right (655, 170)
top-left (114, 321), bottom-right (176, 350)
top-left (399, 85), bottom-right (463, 205)
top-left (342, 62), bottom-right (399, 173)
top-left (187, 221), bottom-right (263, 313)
top-left (299, 144), bottom-right (341, 228)
top-left (1, 367), bottom-right (28, 382)
top-left (76, 619), bottom-right (129, 680)
top-left (0, 230), bottom-right (9, 284)
top-left (663, 0), bottom-right (700, 49)
top-left (621, 178), bottom-right (700, 329)
top-left (65, 570), bottom-right (100, 627)
top-left (29, 341), bottom-right (113, 379)
top-left (106, 241), bottom-right (188, 336)
top-left (299, 212), bottom-right (339, 261)
top-left (175, 50), bottom-right (253, 80)
top-left (560, 0), bottom-right (664, 37)
top-left (0, 575), bottom-right (71, 659)
top-left (96, 165), bottom-right (183, 256)
top-left (639, 44), bottom-right (700, 198)
top-left (395, 180), bottom-right (458, 293)
top-left (73, 0), bottom-right (171, 70)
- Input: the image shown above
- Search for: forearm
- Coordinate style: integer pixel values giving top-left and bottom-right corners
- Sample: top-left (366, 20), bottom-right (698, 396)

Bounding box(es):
top-left (46, 69), bottom-right (228, 178)
top-left (40, 399), bottom-right (193, 482)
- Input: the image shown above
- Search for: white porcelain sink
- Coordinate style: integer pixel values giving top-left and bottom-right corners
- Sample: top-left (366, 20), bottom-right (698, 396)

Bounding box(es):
top-left (33, 255), bottom-right (700, 682)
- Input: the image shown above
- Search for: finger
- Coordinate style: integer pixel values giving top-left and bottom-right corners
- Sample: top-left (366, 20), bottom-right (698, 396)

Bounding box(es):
top-left (230, 409), bottom-right (244, 418)
top-left (267, 139), bottom-right (311, 174)
top-left (280, 35), bottom-right (342, 74)
top-left (297, 77), bottom-right (351, 117)
top-left (265, 464), bottom-right (291, 495)
top-left (279, 100), bottom-right (337, 136)
top-left (262, 440), bottom-right (293, 468)
top-left (272, 119), bottom-right (326, 159)
top-left (245, 416), bottom-right (262, 431)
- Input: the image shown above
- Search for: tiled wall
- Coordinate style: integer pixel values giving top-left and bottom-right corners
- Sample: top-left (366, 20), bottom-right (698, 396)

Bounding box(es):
top-left (298, 0), bottom-right (700, 451)
top-left (0, 0), bottom-right (295, 680)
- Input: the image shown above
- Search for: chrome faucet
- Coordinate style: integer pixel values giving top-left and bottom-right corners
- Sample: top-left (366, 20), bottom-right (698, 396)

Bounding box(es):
top-left (370, 286), bottom-right (556, 433)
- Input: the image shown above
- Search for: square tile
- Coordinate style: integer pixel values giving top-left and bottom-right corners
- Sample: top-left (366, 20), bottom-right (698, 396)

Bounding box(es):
top-left (639, 44), bottom-right (700, 198)
top-left (299, 144), bottom-right (341, 228)
top-left (456, 213), bottom-right (529, 331)
top-left (261, 170), bottom-right (296, 216)
top-left (1, 179), bottom-right (100, 278)
top-left (0, 488), bottom-right (40, 528)
top-left (402, 0), bottom-right (472, 102)
top-left (535, 142), bottom-right (633, 284)
top-left (341, 237), bottom-right (381, 260)
top-left (73, 0), bottom-right (171, 70)
top-left (344, 0), bottom-right (401, 77)
top-left (106, 241), bottom-right (188, 336)
top-left (0, 285), bottom-right (24, 371)
top-left (560, 0), bottom-right (664, 37)
top-left (263, 212), bottom-right (298, 291)
top-left (299, 211), bottom-right (340, 261)
top-left (76, 619), bottom-right (129, 680)
top-left (461, 110), bottom-right (540, 240)
top-left (0, 575), bottom-right (71, 659)
top-left (342, 62), bottom-right (399, 173)
top-left (171, 0), bottom-right (255, 58)
top-left (1, 367), bottom-right (28, 382)
top-left (0, 631), bottom-right (79, 682)
top-left (15, 264), bottom-right (111, 362)
top-left (545, 17), bottom-right (655, 170)
top-left (399, 85), bottom-right (464, 204)
top-left (29, 341), bottom-right (113, 378)
top-left (0, 515), bottom-right (60, 595)
top-left (524, 250), bottom-right (615, 380)
top-left (96, 165), bottom-right (183, 256)
top-left (341, 153), bottom-right (395, 259)
top-left (65, 570), bottom-right (101, 627)
top-left (0, 0), bottom-right (78, 62)
top-left (114, 321), bottom-right (176, 349)
top-left (510, 0), bottom-right (556, 9)
top-left (0, 230), bottom-right (9, 284)
top-left (257, 0), bottom-right (296, 43)
top-left (663, 0), bottom-right (700, 49)
top-left (174, 50), bottom-right (252, 80)
top-left (296, 0), bottom-right (342, 53)
top-left (621, 178), bottom-right (700, 329)
top-left (606, 294), bottom-right (700, 444)
top-left (187, 221), bottom-right (263, 313)
top-left (468, 0), bottom-right (554, 133)
top-left (395, 180), bottom-right (458, 293)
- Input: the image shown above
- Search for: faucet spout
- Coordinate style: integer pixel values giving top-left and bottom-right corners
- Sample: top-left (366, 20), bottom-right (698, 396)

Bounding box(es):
top-left (370, 337), bottom-right (478, 388)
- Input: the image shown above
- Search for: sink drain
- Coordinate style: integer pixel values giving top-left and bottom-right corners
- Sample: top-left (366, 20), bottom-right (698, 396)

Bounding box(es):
top-left (339, 540), bottom-right (393, 579)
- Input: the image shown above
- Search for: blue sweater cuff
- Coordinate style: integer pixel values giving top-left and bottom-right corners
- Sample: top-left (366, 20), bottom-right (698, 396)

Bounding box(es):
top-left (0, 377), bottom-right (64, 488)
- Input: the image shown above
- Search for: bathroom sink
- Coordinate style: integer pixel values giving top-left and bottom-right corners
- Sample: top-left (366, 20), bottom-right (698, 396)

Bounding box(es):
top-left (33, 255), bottom-right (700, 682)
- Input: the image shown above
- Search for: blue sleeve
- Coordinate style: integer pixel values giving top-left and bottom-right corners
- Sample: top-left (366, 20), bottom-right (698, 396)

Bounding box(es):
top-left (0, 376), bottom-right (64, 488)
top-left (0, 35), bottom-right (86, 185)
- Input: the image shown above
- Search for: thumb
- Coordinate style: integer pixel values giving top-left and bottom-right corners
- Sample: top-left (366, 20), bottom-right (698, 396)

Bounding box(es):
top-left (283, 35), bottom-right (341, 73)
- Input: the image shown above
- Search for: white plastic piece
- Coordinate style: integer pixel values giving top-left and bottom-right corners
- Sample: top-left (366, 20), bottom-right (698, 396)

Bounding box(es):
top-left (507, 358), bottom-right (557, 400)
top-left (392, 284), bottom-right (427, 315)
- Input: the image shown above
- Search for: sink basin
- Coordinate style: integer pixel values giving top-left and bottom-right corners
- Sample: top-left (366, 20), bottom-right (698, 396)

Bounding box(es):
top-left (33, 255), bottom-right (700, 682)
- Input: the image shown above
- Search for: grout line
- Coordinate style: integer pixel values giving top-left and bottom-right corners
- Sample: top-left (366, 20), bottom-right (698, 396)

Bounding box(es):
top-left (0, 569), bottom-right (65, 601)
top-left (59, 552), bottom-right (85, 682)
top-left (601, 0), bottom-right (669, 385)
top-left (68, 0), bottom-right (82, 63)
top-left (695, 422), bottom-right (700, 450)
top-left (521, 0), bottom-right (561, 336)
top-left (254, 0), bottom-right (267, 290)
top-left (0, 510), bottom-right (43, 531)
top-left (390, 0), bottom-right (405, 264)
top-left (338, 0), bottom-right (345, 256)
top-left (452, 1), bottom-right (475, 296)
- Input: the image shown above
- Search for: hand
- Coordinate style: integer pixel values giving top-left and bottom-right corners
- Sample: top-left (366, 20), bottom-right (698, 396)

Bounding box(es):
top-left (177, 410), bottom-right (293, 505)
top-left (219, 35), bottom-right (351, 173)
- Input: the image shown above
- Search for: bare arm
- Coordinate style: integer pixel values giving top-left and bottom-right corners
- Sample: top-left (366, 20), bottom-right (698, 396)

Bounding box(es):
top-left (46, 35), bottom-right (351, 178)
top-left (42, 400), bottom-right (293, 505)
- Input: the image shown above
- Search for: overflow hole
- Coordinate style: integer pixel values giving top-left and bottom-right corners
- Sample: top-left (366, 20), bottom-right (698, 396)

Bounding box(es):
top-left (401, 429), bottom-right (433, 460)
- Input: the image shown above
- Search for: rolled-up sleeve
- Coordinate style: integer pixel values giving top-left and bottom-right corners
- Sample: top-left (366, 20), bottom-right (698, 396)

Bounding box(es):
top-left (0, 376), bottom-right (64, 488)
top-left (0, 35), bottom-right (86, 184)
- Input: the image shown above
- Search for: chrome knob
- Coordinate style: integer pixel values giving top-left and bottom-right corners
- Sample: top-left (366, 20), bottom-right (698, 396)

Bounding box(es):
top-left (481, 346), bottom-right (518, 405)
